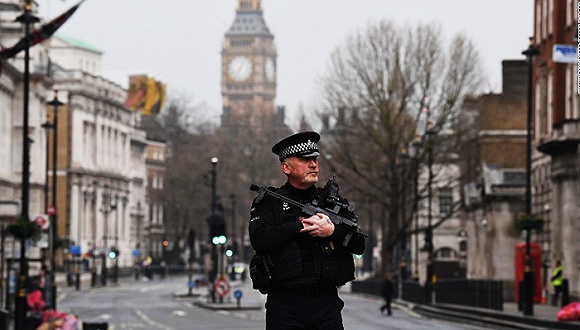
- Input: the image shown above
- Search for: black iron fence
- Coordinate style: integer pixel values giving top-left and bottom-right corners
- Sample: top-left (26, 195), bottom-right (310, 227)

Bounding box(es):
top-left (350, 278), bottom-right (386, 297)
top-left (435, 278), bottom-right (503, 311)
top-left (402, 280), bottom-right (426, 304)
top-left (352, 278), bottom-right (502, 311)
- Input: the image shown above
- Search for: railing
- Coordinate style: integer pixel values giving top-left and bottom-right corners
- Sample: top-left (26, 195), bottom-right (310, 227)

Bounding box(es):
top-left (350, 278), bottom-right (384, 297)
top-left (402, 280), bottom-right (426, 304)
top-left (435, 279), bottom-right (503, 311)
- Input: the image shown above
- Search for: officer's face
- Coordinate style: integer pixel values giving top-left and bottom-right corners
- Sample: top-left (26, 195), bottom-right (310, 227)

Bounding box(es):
top-left (282, 156), bottom-right (319, 189)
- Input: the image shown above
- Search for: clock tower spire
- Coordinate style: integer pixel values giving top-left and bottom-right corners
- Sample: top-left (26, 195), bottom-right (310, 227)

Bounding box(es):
top-left (221, 0), bottom-right (281, 130)
top-left (238, 0), bottom-right (261, 11)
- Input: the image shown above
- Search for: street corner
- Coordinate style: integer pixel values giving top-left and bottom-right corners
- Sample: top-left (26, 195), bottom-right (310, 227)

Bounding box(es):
top-left (193, 294), bottom-right (263, 311)
top-left (173, 290), bottom-right (202, 299)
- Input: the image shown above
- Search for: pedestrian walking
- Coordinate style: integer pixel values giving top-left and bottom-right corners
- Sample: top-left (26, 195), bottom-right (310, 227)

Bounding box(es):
top-left (249, 131), bottom-right (366, 330)
top-left (551, 260), bottom-right (563, 306)
top-left (380, 273), bottom-right (393, 316)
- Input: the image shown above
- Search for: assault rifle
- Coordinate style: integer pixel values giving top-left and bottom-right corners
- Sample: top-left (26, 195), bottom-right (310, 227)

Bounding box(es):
top-left (250, 178), bottom-right (367, 246)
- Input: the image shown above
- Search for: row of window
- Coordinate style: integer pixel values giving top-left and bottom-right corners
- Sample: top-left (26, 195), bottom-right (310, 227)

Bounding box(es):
top-left (535, 0), bottom-right (578, 44)
top-left (150, 173), bottom-right (164, 190)
top-left (82, 121), bottom-right (128, 169)
top-left (230, 39), bottom-right (253, 47)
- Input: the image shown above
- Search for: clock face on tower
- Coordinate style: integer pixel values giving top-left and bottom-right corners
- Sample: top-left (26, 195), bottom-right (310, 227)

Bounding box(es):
top-left (265, 58), bottom-right (275, 82)
top-left (228, 56), bottom-right (253, 82)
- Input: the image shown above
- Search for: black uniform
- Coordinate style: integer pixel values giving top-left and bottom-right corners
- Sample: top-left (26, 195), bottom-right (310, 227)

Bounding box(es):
top-left (249, 182), bottom-right (365, 330)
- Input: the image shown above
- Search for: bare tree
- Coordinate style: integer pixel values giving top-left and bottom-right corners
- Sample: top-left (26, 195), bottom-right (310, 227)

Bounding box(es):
top-left (154, 99), bottom-right (218, 263)
top-left (317, 20), bottom-right (483, 276)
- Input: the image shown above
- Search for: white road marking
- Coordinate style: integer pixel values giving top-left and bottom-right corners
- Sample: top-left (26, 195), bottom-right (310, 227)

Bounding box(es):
top-left (135, 309), bottom-right (174, 330)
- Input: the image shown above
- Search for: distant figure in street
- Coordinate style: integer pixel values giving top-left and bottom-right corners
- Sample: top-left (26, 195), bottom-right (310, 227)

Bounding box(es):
top-left (380, 273), bottom-right (393, 316)
top-left (551, 260), bottom-right (563, 306)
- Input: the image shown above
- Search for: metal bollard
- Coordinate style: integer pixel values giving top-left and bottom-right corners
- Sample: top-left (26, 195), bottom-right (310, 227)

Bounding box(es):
top-left (561, 279), bottom-right (570, 307)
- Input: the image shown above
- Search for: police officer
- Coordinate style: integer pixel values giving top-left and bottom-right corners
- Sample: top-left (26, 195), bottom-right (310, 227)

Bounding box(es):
top-left (249, 131), bottom-right (366, 330)
top-left (551, 260), bottom-right (563, 306)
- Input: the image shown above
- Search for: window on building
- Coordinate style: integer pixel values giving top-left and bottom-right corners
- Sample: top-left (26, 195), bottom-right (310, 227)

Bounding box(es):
top-left (439, 187), bottom-right (453, 216)
top-left (567, 0), bottom-right (572, 25)
top-left (435, 247), bottom-right (457, 260)
top-left (152, 175), bottom-right (158, 189)
top-left (566, 65), bottom-right (572, 119)
top-left (534, 80), bottom-right (542, 138)
top-left (536, 1), bottom-right (542, 43)
top-left (459, 240), bottom-right (467, 252)
top-left (548, 0), bottom-right (553, 35)
top-left (547, 72), bottom-right (553, 135)
top-left (542, 0), bottom-right (547, 39)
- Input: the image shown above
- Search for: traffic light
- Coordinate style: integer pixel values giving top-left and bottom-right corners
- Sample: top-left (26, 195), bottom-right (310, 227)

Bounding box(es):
top-left (210, 217), bottom-right (227, 245)
top-left (108, 247), bottom-right (119, 259)
top-left (162, 239), bottom-right (170, 248)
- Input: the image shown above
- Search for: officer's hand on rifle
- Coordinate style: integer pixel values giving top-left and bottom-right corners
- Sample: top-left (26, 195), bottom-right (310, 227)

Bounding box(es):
top-left (300, 213), bottom-right (335, 238)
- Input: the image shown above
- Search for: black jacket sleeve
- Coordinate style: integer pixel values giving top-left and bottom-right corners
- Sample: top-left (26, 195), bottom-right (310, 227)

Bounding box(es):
top-left (249, 194), bottom-right (302, 253)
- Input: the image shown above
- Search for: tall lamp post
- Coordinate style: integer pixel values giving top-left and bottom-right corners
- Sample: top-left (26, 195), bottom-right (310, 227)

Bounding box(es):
top-left (229, 193), bottom-right (237, 262)
top-left (210, 157), bottom-right (218, 283)
top-left (14, 2), bottom-right (39, 328)
top-left (47, 90), bottom-right (63, 310)
top-left (398, 147), bottom-right (410, 284)
top-left (100, 184), bottom-right (117, 286)
top-left (412, 136), bottom-right (423, 282)
top-left (521, 37), bottom-right (539, 316)
top-left (41, 122), bottom-right (53, 212)
top-left (424, 121), bottom-right (437, 304)
top-left (40, 120), bottom-right (52, 308)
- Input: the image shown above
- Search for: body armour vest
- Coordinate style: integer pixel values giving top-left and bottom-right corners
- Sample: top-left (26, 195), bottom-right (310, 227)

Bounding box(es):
top-left (266, 185), bottom-right (355, 288)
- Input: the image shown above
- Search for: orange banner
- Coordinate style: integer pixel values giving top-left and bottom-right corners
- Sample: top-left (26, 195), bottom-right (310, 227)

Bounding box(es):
top-left (125, 75), bottom-right (166, 116)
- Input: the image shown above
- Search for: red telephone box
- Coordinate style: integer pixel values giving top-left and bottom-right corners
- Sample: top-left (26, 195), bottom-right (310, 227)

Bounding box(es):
top-left (515, 242), bottom-right (542, 303)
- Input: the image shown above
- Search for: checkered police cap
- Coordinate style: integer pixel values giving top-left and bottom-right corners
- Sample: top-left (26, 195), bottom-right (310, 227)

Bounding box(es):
top-left (272, 131), bottom-right (321, 161)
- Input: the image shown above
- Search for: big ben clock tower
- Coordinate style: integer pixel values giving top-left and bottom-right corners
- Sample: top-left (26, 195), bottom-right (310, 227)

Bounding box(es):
top-left (221, 0), bottom-right (280, 129)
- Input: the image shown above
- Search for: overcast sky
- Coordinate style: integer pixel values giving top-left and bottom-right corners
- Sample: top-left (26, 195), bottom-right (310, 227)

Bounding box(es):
top-left (37, 0), bottom-right (533, 127)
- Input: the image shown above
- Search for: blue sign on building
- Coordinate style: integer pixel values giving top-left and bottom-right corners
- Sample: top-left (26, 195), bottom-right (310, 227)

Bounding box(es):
top-left (553, 44), bottom-right (577, 64)
top-left (69, 245), bottom-right (81, 256)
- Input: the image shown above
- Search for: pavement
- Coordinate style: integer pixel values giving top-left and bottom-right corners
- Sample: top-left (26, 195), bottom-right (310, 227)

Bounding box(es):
top-left (173, 278), bottom-right (266, 311)
top-left (26, 273), bottom-right (580, 330)
top-left (401, 299), bottom-right (580, 330)
top-left (186, 278), bottom-right (580, 330)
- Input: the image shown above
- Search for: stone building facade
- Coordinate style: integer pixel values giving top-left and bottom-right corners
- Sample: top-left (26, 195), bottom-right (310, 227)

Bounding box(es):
top-left (531, 0), bottom-right (580, 298)
top-left (461, 61), bottom-right (528, 290)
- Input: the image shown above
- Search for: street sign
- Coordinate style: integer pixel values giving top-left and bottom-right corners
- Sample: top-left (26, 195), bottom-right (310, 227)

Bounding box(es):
top-left (47, 205), bottom-right (56, 216)
top-left (34, 214), bottom-right (49, 230)
top-left (553, 44), bottom-right (577, 64)
top-left (214, 279), bottom-right (230, 298)
top-left (234, 289), bottom-right (243, 299)
top-left (69, 245), bottom-right (81, 256)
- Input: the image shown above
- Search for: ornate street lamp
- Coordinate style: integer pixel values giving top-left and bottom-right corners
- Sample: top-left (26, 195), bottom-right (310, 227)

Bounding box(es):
top-left (41, 121), bottom-right (53, 212)
top-left (100, 184), bottom-right (117, 286)
top-left (398, 147), bottom-right (410, 284)
top-left (424, 120), bottom-right (438, 304)
top-left (14, 2), bottom-right (39, 328)
top-left (207, 157), bottom-right (219, 303)
top-left (229, 193), bottom-right (237, 262)
top-left (412, 136), bottom-right (423, 282)
top-left (521, 37), bottom-right (539, 316)
top-left (46, 89), bottom-right (63, 310)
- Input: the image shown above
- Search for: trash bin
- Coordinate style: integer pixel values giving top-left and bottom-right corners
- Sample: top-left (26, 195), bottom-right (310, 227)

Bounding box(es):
top-left (82, 322), bottom-right (109, 330)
